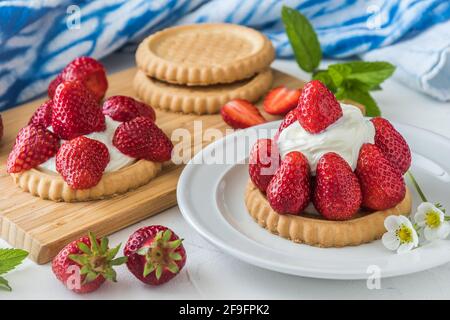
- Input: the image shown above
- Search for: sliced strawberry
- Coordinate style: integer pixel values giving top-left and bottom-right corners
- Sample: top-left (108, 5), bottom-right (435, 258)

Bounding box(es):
top-left (56, 136), bottom-right (110, 189)
top-left (356, 143), bottom-right (406, 211)
top-left (274, 108), bottom-right (299, 142)
top-left (371, 117), bottom-right (411, 174)
top-left (221, 99), bottom-right (266, 129)
top-left (113, 116), bottom-right (173, 162)
top-left (263, 86), bottom-right (301, 115)
top-left (102, 96), bottom-right (156, 122)
top-left (313, 152), bottom-right (362, 220)
top-left (48, 74), bottom-right (63, 99)
top-left (60, 56), bottom-right (108, 101)
top-left (249, 139), bottom-right (281, 192)
top-left (297, 80), bottom-right (342, 133)
top-left (52, 81), bottom-right (106, 140)
top-left (29, 99), bottom-right (53, 128)
top-left (266, 151), bottom-right (311, 214)
top-left (7, 124), bottom-right (60, 173)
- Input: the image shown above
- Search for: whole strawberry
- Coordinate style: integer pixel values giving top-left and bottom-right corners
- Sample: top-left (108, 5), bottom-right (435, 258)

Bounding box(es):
top-left (29, 99), bottom-right (53, 128)
top-left (249, 139), bottom-right (280, 192)
top-left (7, 124), bottom-right (60, 173)
top-left (266, 151), bottom-right (311, 214)
top-left (274, 108), bottom-right (299, 142)
top-left (124, 225), bottom-right (186, 286)
top-left (56, 136), bottom-right (110, 189)
top-left (53, 81), bottom-right (106, 140)
top-left (52, 232), bottom-right (127, 294)
top-left (313, 152), bottom-right (362, 220)
top-left (356, 143), bottom-right (406, 210)
top-left (102, 95), bottom-right (156, 122)
top-left (371, 117), bottom-right (411, 174)
top-left (59, 56), bottom-right (108, 101)
top-left (297, 80), bottom-right (342, 134)
top-left (113, 116), bottom-right (173, 162)
top-left (48, 74), bottom-right (63, 99)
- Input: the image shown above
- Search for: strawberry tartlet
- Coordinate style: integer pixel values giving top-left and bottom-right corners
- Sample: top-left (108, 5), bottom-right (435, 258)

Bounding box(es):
top-left (7, 57), bottom-right (172, 202)
top-left (245, 80), bottom-right (412, 247)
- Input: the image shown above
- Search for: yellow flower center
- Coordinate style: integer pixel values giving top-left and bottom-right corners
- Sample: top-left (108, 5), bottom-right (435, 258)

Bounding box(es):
top-left (425, 210), bottom-right (441, 229)
top-left (396, 224), bottom-right (413, 244)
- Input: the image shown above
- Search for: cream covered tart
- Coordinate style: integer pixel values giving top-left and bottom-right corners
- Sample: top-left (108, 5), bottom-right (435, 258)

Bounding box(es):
top-left (245, 80), bottom-right (412, 247)
top-left (7, 70), bottom-right (171, 202)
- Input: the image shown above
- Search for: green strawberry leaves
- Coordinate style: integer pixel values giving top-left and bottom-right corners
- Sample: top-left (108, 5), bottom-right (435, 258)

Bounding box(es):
top-left (0, 248), bottom-right (29, 291)
top-left (282, 6), bottom-right (396, 116)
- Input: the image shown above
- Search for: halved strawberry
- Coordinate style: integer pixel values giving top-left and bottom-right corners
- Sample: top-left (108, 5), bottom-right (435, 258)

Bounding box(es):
top-left (371, 117), bottom-right (411, 174)
top-left (56, 136), bottom-right (110, 189)
top-left (263, 86), bottom-right (301, 115)
top-left (297, 80), bottom-right (342, 133)
top-left (48, 74), bottom-right (63, 99)
top-left (274, 108), bottom-right (299, 142)
top-left (7, 124), bottom-right (60, 173)
top-left (102, 96), bottom-right (156, 122)
top-left (113, 116), bottom-right (173, 162)
top-left (266, 151), bottom-right (311, 214)
top-left (356, 143), bottom-right (406, 210)
top-left (29, 99), bottom-right (53, 128)
top-left (221, 99), bottom-right (266, 129)
top-left (313, 152), bottom-right (362, 220)
top-left (60, 56), bottom-right (108, 101)
top-left (52, 81), bottom-right (106, 140)
top-left (249, 139), bottom-right (281, 192)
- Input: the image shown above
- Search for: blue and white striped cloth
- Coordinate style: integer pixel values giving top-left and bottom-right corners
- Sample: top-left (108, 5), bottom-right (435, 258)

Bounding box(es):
top-left (1, 0), bottom-right (449, 110)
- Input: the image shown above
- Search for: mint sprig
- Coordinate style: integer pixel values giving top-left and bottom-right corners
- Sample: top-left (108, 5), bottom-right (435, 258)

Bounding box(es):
top-left (281, 6), bottom-right (396, 117)
top-left (0, 248), bottom-right (28, 291)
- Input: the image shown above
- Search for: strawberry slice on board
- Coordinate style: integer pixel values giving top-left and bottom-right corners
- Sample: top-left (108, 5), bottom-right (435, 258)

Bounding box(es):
top-left (263, 86), bottom-right (302, 115)
top-left (313, 152), bottom-right (362, 220)
top-left (356, 143), bottom-right (406, 211)
top-left (7, 124), bottom-right (60, 173)
top-left (102, 95), bottom-right (156, 122)
top-left (220, 99), bottom-right (266, 129)
top-left (249, 139), bottom-right (281, 193)
top-left (266, 151), bottom-right (311, 215)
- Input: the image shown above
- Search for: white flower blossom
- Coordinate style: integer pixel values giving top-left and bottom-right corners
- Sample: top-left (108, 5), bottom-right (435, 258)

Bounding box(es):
top-left (382, 215), bottom-right (419, 254)
top-left (414, 202), bottom-right (450, 241)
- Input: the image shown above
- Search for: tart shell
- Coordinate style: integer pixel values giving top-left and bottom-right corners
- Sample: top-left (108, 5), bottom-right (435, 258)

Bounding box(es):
top-left (10, 160), bottom-right (162, 202)
top-left (245, 180), bottom-right (412, 248)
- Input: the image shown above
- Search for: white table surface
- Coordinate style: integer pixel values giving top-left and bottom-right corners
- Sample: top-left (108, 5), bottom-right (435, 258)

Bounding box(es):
top-left (2, 54), bottom-right (450, 300)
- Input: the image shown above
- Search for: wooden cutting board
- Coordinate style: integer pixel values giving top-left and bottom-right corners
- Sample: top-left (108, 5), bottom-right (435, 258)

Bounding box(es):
top-left (0, 67), bottom-right (305, 264)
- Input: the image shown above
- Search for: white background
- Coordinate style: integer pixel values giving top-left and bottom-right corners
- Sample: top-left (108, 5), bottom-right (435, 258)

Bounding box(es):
top-left (2, 53), bottom-right (450, 300)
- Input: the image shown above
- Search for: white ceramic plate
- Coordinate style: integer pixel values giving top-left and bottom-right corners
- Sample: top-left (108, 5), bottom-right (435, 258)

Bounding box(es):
top-left (177, 121), bottom-right (450, 279)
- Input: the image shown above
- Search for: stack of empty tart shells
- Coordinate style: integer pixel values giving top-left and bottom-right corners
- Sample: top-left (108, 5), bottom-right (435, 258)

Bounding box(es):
top-left (134, 23), bottom-right (275, 115)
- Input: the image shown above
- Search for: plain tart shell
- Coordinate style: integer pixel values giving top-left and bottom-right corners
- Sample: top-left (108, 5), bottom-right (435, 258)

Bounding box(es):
top-left (136, 23), bottom-right (275, 86)
top-left (134, 69), bottom-right (273, 115)
top-left (10, 160), bottom-right (162, 202)
top-left (245, 180), bottom-right (412, 247)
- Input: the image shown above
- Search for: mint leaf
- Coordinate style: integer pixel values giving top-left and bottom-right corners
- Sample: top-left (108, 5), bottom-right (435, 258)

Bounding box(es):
top-left (328, 64), bottom-right (351, 87)
top-left (0, 276), bottom-right (11, 291)
top-left (312, 70), bottom-right (336, 92)
top-left (338, 88), bottom-right (381, 116)
top-left (0, 248), bottom-right (28, 275)
top-left (282, 6), bottom-right (322, 72)
top-left (338, 61), bottom-right (395, 88)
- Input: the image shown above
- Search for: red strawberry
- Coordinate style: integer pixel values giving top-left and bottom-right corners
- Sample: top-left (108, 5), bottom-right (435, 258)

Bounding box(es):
top-left (0, 114), bottom-right (3, 142)
top-left (356, 143), bottom-right (406, 210)
top-left (263, 86), bottom-right (301, 115)
top-left (221, 99), bottom-right (266, 129)
top-left (297, 80), bottom-right (342, 133)
top-left (124, 225), bottom-right (186, 286)
top-left (52, 232), bottom-right (127, 294)
top-left (102, 95), bottom-right (156, 122)
top-left (48, 74), bottom-right (63, 99)
top-left (60, 56), bottom-right (108, 101)
top-left (266, 151), bottom-right (311, 214)
top-left (371, 117), bottom-right (411, 174)
top-left (249, 139), bottom-right (281, 192)
top-left (52, 81), bottom-right (106, 140)
top-left (313, 152), bottom-right (362, 220)
top-left (7, 124), bottom-right (60, 173)
top-left (113, 116), bottom-right (173, 162)
top-left (56, 136), bottom-right (110, 189)
top-left (29, 99), bottom-right (53, 128)
top-left (274, 108), bottom-right (299, 142)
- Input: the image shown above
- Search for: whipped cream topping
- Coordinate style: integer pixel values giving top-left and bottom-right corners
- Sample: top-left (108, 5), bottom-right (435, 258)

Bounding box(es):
top-left (277, 103), bottom-right (375, 175)
top-left (39, 116), bottom-right (135, 173)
